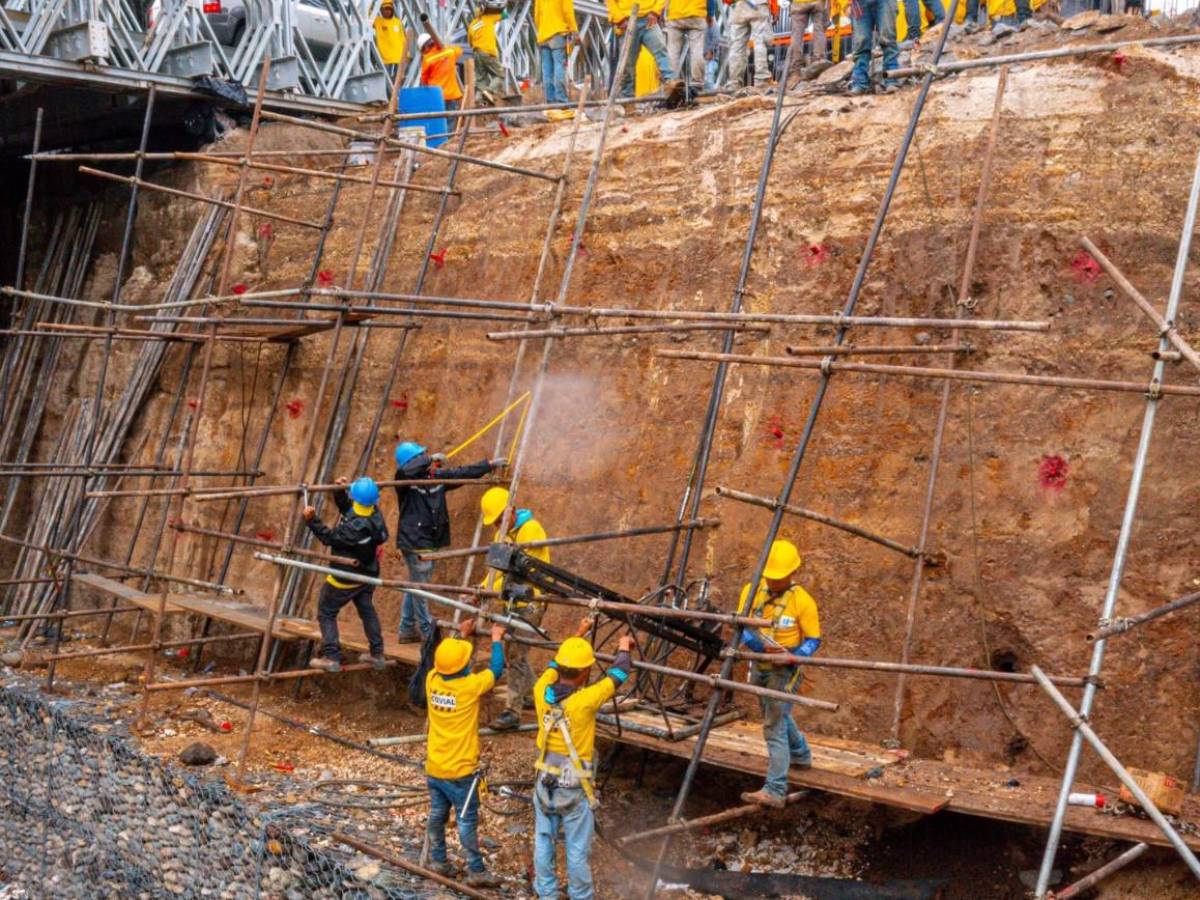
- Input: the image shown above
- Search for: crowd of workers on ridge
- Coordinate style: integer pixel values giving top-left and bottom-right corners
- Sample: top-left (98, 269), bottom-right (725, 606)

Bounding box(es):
top-left (301, 435), bottom-right (822, 895)
top-left (374, 0), bottom-right (1078, 108)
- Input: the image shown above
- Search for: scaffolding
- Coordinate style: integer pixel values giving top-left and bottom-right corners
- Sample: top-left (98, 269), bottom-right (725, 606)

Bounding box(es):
top-left (4, 23), bottom-right (1200, 899)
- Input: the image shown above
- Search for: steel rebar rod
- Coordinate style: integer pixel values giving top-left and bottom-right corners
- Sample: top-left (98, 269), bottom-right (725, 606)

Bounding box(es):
top-left (1079, 236), bottom-right (1200, 374)
top-left (1087, 589), bottom-right (1200, 642)
top-left (331, 833), bottom-right (492, 900)
top-left (418, 518), bottom-right (721, 561)
top-left (0, 605), bottom-right (139, 623)
top-left (28, 321), bottom-right (266, 343)
top-left (648, 21), bottom-right (959, 895)
top-left (260, 110), bottom-right (561, 182)
top-left (885, 32), bottom-right (1200, 80)
top-left (77, 167), bottom-right (323, 229)
top-left (144, 659), bottom-right (395, 692)
top-left (731, 648), bottom-right (1092, 687)
top-left (785, 343), bottom-right (971, 356)
top-left (535, 593), bottom-right (772, 628)
top-left (1052, 843), bottom-right (1148, 900)
top-left (1035, 144), bottom-right (1200, 898)
top-left (486, 323), bottom-right (772, 340)
top-left (175, 151), bottom-right (454, 197)
top-left (1031, 666), bottom-right (1200, 882)
top-left (616, 791), bottom-right (808, 845)
top-left (170, 521), bottom-right (357, 566)
top-left (715, 486), bottom-right (927, 560)
top-left (40, 630), bottom-right (260, 663)
top-left (892, 66), bottom-right (1008, 742)
top-left (86, 476), bottom-right (508, 501)
top-left (655, 350), bottom-right (1200, 398)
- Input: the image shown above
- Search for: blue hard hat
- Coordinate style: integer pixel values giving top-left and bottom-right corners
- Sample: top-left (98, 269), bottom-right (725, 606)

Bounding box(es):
top-left (513, 509), bottom-right (533, 530)
top-left (395, 441), bottom-right (426, 467)
top-left (349, 477), bottom-right (380, 507)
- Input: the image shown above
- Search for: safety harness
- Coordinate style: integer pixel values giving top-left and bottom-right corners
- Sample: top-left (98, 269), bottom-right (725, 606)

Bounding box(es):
top-left (751, 588), bottom-right (804, 691)
top-left (534, 704), bottom-right (598, 809)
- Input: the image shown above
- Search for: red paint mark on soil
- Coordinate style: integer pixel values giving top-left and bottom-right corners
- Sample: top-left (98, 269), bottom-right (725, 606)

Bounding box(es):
top-left (1070, 250), bottom-right (1101, 284)
top-left (187, 399), bottom-right (198, 410)
top-left (1113, 51), bottom-right (1127, 70)
top-left (1038, 454), bottom-right (1068, 491)
top-left (232, 283), bottom-right (248, 295)
top-left (429, 248), bottom-right (447, 269)
top-left (765, 415), bottom-right (786, 449)
top-left (220, 721), bottom-right (233, 732)
top-left (317, 270), bottom-right (335, 287)
top-left (256, 529), bottom-right (276, 542)
top-left (272, 762), bottom-right (294, 773)
top-left (803, 243), bottom-right (829, 268)
top-left (577, 242), bottom-right (587, 256)
top-left (390, 394), bottom-right (409, 410)
top-left (176, 647), bottom-right (190, 659)
top-left (262, 176), bottom-right (274, 188)
top-left (498, 121), bottom-right (509, 137)
top-left (258, 222), bottom-right (274, 239)
top-left (285, 399), bottom-right (304, 419)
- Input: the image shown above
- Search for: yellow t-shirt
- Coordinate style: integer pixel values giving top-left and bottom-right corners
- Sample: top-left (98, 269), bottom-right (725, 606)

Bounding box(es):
top-left (482, 518), bottom-right (551, 595)
top-left (468, 12), bottom-right (501, 57)
top-left (534, 668), bottom-right (614, 766)
top-left (373, 15), bottom-right (407, 65)
top-left (425, 667), bottom-right (496, 779)
top-left (667, 0), bottom-right (706, 20)
top-left (739, 581), bottom-right (821, 649)
top-left (535, 0), bottom-right (580, 43)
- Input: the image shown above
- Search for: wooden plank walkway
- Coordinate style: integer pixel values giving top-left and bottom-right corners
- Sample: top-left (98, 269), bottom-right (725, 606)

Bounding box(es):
top-left (68, 571), bottom-right (1200, 851)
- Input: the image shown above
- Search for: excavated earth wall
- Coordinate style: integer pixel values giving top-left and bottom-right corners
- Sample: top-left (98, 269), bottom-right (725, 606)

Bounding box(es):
top-left (39, 37), bottom-right (1200, 787)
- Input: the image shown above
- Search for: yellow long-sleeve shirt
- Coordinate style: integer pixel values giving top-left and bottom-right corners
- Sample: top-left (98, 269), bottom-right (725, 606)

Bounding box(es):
top-left (373, 15), bottom-right (407, 65)
top-left (482, 518), bottom-right (550, 596)
top-left (533, 668), bottom-right (614, 766)
top-left (534, 0), bottom-right (579, 44)
top-left (468, 11), bottom-right (501, 57)
top-left (667, 0), bottom-right (706, 20)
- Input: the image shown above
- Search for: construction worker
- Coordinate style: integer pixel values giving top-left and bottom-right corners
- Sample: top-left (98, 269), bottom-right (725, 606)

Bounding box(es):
top-left (303, 477), bottom-right (389, 673)
top-left (394, 441), bottom-right (505, 642)
top-left (425, 616), bottom-right (507, 886)
top-left (665, 0), bottom-right (708, 88)
top-left (467, 2), bottom-right (507, 105)
top-left (418, 34), bottom-right (465, 110)
top-left (786, 0), bottom-right (831, 86)
top-left (725, 0), bottom-right (773, 89)
top-left (373, 0), bottom-right (408, 86)
top-left (535, 0), bottom-right (579, 112)
top-left (737, 539), bottom-right (821, 808)
top-left (608, 0), bottom-right (676, 99)
top-left (533, 621), bottom-right (634, 900)
top-left (478, 487), bottom-right (551, 732)
top-left (849, 0), bottom-right (898, 94)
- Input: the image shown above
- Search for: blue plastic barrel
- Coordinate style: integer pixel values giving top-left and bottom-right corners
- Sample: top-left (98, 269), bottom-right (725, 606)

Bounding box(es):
top-left (398, 86), bottom-right (449, 148)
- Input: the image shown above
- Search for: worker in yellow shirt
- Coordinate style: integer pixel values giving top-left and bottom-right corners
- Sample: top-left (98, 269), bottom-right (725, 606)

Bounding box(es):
top-left (418, 34), bottom-right (465, 110)
top-left (608, 0), bottom-right (675, 99)
top-left (535, 0), bottom-right (580, 114)
top-left (665, 0), bottom-right (707, 88)
top-left (737, 539), bottom-right (821, 808)
top-left (424, 616), bottom-right (507, 887)
top-left (533, 621), bottom-right (634, 900)
top-left (467, 2), bottom-right (506, 105)
top-left (478, 487), bottom-right (551, 732)
top-left (373, 0), bottom-right (408, 85)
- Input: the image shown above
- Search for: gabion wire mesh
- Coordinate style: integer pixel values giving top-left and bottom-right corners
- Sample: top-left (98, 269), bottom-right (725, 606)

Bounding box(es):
top-left (0, 681), bottom-right (432, 899)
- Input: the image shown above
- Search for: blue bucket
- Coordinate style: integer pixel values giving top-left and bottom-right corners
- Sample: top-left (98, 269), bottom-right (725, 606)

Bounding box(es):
top-left (398, 86), bottom-right (449, 148)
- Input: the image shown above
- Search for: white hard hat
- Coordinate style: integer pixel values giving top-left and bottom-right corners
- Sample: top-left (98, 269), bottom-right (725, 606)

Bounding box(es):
top-left (417, 33), bottom-right (432, 49)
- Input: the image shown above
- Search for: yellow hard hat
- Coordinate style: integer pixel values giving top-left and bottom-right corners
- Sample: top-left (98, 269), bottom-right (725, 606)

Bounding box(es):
top-left (434, 637), bottom-right (473, 675)
top-left (480, 486), bottom-right (509, 526)
top-left (763, 539), bottom-right (802, 580)
top-left (554, 636), bottom-right (595, 669)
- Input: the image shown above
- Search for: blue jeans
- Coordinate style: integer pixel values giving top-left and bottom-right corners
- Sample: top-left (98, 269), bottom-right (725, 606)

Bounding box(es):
top-left (427, 774), bottom-right (485, 873)
top-left (534, 778), bottom-right (594, 900)
top-left (619, 16), bottom-right (674, 98)
top-left (851, 0), bottom-right (899, 90)
top-left (540, 34), bottom-right (568, 104)
top-left (753, 667), bottom-right (811, 798)
top-left (903, 0), bottom-right (945, 39)
top-left (399, 550), bottom-right (435, 636)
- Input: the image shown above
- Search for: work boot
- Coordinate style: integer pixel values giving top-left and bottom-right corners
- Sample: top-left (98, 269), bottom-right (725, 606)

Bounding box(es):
top-left (464, 870), bottom-right (501, 888)
top-left (849, 84), bottom-right (871, 96)
top-left (740, 788), bottom-right (786, 809)
top-left (489, 709), bottom-right (522, 732)
top-left (426, 861), bottom-right (451, 876)
top-left (309, 656), bottom-right (341, 673)
top-left (396, 630), bottom-right (421, 644)
top-left (359, 653), bottom-right (387, 671)
top-left (791, 754), bottom-right (813, 771)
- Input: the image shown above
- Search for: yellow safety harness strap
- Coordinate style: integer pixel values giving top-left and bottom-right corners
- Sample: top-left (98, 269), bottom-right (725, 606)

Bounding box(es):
top-left (535, 705), bottom-right (598, 808)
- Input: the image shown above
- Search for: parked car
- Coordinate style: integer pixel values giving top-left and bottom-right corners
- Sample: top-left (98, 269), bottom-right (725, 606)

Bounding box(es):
top-left (200, 0), bottom-right (339, 56)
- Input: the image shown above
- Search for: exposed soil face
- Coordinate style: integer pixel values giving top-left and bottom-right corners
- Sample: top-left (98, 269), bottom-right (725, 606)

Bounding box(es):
top-left (8, 20), bottom-right (1200, 893)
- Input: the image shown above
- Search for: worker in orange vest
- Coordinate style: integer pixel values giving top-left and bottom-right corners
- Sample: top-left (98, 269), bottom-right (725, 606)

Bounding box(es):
top-left (418, 33), bottom-right (465, 110)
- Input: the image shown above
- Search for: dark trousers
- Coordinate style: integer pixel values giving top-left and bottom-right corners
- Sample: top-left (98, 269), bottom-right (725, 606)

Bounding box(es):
top-left (317, 581), bottom-right (384, 663)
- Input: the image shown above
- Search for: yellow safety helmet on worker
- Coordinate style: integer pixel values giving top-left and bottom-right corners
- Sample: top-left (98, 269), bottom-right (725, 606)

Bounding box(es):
top-left (481, 486), bottom-right (509, 525)
top-left (764, 539), bottom-right (802, 580)
top-left (554, 636), bottom-right (595, 670)
top-left (434, 636), bottom-right (474, 675)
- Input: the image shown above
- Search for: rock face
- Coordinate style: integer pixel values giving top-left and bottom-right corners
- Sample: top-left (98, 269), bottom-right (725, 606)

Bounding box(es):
top-left (0, 679), bottom-right (422, 898)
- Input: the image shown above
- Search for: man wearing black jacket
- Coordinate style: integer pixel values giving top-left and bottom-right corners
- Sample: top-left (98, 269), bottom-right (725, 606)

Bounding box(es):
top-left (304, 476), bottom-right (389, 672)
top-left (393, 440), bottom-right (505, 642)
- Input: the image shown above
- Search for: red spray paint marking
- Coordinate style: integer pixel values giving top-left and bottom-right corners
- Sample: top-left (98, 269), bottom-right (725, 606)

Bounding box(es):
top-left (577, 242), bottom-right (588, 256)
top-left (803, 244), bottom-right (829, 268)
top-left (258, 222), bottom-right (274, 240)
top-left (1070, 251), bottom-right (1101, 285)
top-left (1113, 51), bottom-right (1127, 70)
top-left (220, 721), bottom-right (233, 732)
top-left (765, 414), bottom-right (786, 449)
top-left (262, 176), bottom-right (274, 188)
top-left (176, 647), bottom-right (190, 659)
top-left (256, 529), bottom-right (276, 542)
top-left (272, 762), bottom-right (295, 773)
top-left (1038, 455), bottom-right (1068, 491)
top-left (429, 248), bottom-right (447, 269)
top-left (232, 283), bottom-right (248, 295)
top-left (498, 121), bottom-right (510, 137)
top-left (317, 269), bottom-right (335, 287)
top-left (285, 399), bottom-right (304, 419)
top-left (187, 399), bottom-right (198, 410)
top-left (390, 394), bottom-right (409, 410)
